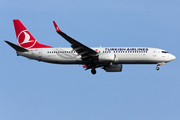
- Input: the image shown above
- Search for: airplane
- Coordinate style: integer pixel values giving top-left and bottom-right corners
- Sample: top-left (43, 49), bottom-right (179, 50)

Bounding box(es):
top-left (5, 19), bottom-right (176, 75)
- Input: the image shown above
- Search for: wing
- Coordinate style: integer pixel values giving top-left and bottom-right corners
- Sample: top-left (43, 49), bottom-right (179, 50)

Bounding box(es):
top-left (53, 21), bottom-right (98, 59)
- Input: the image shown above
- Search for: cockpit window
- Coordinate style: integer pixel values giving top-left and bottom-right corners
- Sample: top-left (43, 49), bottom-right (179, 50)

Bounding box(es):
top-left (162, 51), bottom-right (168, 53)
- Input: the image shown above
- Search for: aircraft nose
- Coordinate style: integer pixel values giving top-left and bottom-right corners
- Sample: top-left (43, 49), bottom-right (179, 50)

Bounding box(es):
top-left (170, 54), bottom-right (176, 61)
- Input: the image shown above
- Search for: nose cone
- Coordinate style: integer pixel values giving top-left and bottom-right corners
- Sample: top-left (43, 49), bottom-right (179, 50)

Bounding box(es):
top-left (170, 54), bottom-right (176, 61)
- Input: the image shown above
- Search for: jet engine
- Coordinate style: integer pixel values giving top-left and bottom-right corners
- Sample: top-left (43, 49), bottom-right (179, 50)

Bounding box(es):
top-left (98, 53), bottom-right (115, 62)
top-left (103, 64), bottom-right (122, 72)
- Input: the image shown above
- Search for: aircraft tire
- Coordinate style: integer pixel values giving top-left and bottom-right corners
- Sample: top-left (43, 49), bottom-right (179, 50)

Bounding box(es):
top-left (91, 69), bottom-right (96, 75)
top-left (156, 67), bottom-right (159, 70)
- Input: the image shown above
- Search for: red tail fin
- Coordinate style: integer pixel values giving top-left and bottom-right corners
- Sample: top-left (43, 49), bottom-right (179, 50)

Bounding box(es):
top-left (13, 19), bottom-right (52, 49)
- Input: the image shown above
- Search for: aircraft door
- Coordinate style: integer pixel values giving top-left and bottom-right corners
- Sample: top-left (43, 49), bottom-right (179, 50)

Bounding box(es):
top-left (153, 49), bottom-right (157, 57)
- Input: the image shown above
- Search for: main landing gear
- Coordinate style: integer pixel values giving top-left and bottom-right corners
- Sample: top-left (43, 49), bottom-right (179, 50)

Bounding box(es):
top-left (87, 62), bottom-right (97, 75)
top-left (91, 69), bottom-right (96, 75)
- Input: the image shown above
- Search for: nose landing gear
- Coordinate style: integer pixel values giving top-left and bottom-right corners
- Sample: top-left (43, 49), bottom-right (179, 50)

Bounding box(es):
top-left (156, 62), bottom-right (165, 71)
top-left (156, 66), bottom-right (160, 70)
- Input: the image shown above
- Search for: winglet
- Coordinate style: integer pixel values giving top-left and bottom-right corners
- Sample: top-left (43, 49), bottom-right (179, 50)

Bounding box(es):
top-left (53, 21), bottom-right (62, 33)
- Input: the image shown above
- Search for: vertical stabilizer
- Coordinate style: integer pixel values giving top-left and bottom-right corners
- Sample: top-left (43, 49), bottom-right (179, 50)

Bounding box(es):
top-left (13, 19), bottom-right (52, 49)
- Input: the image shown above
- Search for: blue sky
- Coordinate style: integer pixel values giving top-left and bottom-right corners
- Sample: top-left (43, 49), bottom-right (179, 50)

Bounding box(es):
top-left (1, 0), bottom-right (180, 120)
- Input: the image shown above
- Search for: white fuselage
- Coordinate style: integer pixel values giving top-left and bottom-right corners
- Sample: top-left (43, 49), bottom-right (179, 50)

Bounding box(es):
top-left (17, 47), bottom-right (176, 65)
top-left (7, 19), bottom-right (176, 74)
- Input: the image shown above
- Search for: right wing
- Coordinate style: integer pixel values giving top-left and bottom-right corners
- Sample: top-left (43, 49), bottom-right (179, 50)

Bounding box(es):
top-left (53, 21), bottom-right (98, 59)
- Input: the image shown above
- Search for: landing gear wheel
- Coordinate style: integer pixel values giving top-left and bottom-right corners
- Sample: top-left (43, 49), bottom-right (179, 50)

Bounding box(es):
top-left (156, 67), bottom-right (159, 70)
top-left (91, 69), bottom-right (96, 75)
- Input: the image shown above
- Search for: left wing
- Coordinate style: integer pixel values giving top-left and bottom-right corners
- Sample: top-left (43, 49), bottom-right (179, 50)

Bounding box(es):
top-left (53, 21), bottom-right (98, 59)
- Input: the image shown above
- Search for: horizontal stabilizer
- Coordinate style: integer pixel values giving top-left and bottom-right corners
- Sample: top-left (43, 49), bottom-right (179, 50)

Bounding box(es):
top-left (5, 41), bottom-right (28, 52)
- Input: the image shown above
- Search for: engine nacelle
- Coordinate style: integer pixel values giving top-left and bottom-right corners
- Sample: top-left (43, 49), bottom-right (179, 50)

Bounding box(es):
top-left (104, 64), bottom-right (122, 72)
top-left (98, 53), bottom-right (115, 62)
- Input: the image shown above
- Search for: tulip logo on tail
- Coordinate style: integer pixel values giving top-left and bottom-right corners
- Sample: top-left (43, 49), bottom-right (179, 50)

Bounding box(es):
top-left (18, 30), bottom-right (36, 48)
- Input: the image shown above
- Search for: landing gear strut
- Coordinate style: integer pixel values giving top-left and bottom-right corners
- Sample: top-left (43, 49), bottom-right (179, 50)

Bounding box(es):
top-left (91, 69), bottom-right (96, 75)
top-left (156, 62), bottom-right (165, 71)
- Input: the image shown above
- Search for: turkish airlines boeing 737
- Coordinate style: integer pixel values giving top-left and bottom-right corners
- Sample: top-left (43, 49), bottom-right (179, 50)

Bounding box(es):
top-left (5, 19), bottom-right (176, 74)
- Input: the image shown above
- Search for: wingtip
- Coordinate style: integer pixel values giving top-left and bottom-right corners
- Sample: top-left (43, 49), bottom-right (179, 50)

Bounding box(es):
top-left (53, 21), bottom-right (62, 33)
